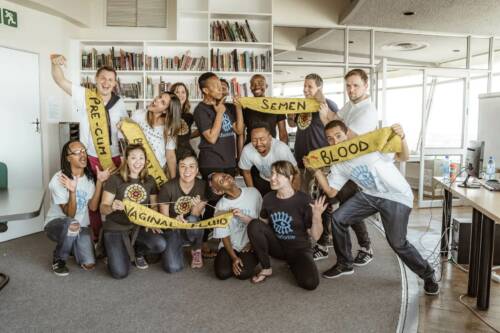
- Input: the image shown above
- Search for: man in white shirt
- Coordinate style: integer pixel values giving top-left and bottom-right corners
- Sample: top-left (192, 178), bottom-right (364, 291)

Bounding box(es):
top-left (310, 120), bottom-right (439, 295)
top-left (313, 69), bottom-right (377, 264)
top-left (210, 172), bottom-right (263, 280)
top-left (51, 54), bottom-right (128, 238)
top-left (239, 122), bottom-right (299, 196)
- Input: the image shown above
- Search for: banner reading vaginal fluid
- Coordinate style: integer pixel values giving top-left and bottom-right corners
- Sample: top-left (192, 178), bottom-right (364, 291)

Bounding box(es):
top-left (119, 118), bottom-right (168, 188)
top-left (239, 97), bottom-right (320, 115)
top-left (85, 89), bottom-right (115, 170)
top-left (123, 199), bottom-right (232, 229)
top-left (303, 127), bottom-right (402, 169)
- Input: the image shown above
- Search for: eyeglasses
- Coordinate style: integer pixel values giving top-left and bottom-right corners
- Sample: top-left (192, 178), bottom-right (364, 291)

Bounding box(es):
top-left (67, 148), bottom-right (87, 156)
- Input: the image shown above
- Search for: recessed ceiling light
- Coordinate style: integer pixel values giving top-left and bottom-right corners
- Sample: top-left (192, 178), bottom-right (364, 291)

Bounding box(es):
top-left (452, 49), bottom-right (460, 52)
top-left (349, 40), bottom-right (354, 44)
top-left (297, 57), bottom-right (303, 60)
top-left (403, 11), bottom-right (415, 16)
top-left (382, 41), bottom-right (428, 51)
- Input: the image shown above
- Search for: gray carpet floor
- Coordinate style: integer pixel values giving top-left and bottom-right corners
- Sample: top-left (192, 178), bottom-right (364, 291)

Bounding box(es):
top-left (0, 223), bottom-right (402, 333)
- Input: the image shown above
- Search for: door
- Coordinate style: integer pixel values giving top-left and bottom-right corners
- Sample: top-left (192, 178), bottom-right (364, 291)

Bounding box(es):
top-left (0, 46), bottom-right (44, 242)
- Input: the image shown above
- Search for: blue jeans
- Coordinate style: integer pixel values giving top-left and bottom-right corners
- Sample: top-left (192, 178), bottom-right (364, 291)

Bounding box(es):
top-left (162, 228), bottom-right (204, 273)
top-left (44, 217), bottom-right (95, 265)
top-left (103, 228), bottom-right (167, 279)
top-left (331, 192), bottom-right (434, 279)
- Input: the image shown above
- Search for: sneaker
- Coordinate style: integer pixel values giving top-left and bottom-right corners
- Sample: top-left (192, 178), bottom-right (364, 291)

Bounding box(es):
top-left (322, 263), bottom-right (354, 279)
top-left (191, 249), bottom-right (203, 269)
top-left (52, 260), bottom-right (69, 276)
top-left (135, 256), bottom-right (149, 270)
top-left (424, 276), bottom-right (440, 295)
top-left (353, 247), bottom-right (374, 266)
top-left (312, 244), bottom-right (329, 261)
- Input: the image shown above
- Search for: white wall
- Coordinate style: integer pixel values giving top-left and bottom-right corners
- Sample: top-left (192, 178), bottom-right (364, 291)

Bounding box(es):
top-left (6, 0), bottom-right (91, 26)
top-left (0, 0), bottom-right (79, 192)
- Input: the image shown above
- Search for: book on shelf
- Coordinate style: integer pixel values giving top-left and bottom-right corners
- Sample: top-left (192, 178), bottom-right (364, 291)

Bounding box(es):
top-left (80, 76), bottom-right (143, 99)
top-left (145, 76), bottom-right (202, 100)
top-left (228, 77), bottom-right (250, 97)
top-left (145, 51), bottom-right (207, 71)
top-left (81, 47), bottom-right (144, 70)
top-left (210, 20), bottom-right (258, 43)
top-left (210, 49), bottom-right (271, 72)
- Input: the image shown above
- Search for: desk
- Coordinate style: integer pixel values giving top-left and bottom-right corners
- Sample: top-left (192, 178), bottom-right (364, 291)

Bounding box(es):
top-left (435, 177), bottom-right (500, 310)
top-left (0, 188), bottom-right (45, 290)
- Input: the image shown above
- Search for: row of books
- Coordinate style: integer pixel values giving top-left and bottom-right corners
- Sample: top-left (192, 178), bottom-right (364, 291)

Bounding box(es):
top-left (228, 78), bottom-right (250, 97)
top-left (210, 20), bottom-right (258, 43)
top-left (210, 49), bottom-right (271, 72)
top-left (80, 76), bottom-right (143, 99)
top-left (82, 48), bottom-right (144, 71)
top-left (145, 76), bottom-right (202, 100)
top-left (145, 52), bottom-right (207, 71)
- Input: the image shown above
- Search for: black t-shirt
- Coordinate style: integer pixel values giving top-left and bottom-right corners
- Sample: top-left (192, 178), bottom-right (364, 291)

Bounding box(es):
top-left (260, 191), bottom-right (313, 249)
top-left (103, 174), bottom-right (158, 230)
top-left (243, 107), bottom-right (286, 144)
top-left (158, 178), bottom-right (208, 218)
top-left (193, 102), bottom-right (236, 169)
top-left (294, 99), bottom-right (339, 168)
top-left (176, 112), bottom-right (195, 159)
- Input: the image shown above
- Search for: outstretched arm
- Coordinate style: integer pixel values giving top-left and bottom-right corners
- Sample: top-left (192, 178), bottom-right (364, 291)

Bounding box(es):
top-left (391, 124), bottom-right (409, 162)
top-left (50, 54), bottom-right (72, 95)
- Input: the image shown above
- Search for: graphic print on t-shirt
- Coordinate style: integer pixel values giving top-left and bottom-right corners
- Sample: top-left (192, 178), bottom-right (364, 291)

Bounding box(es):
top-left (76, 189), bottom-right (88, 211)
top-left (351, 165), bottom-right (377, 190)
top-left (124, 184), bottom-right (148, 203)
top-left (270, 211), bottom-right (295, 240)
top-left (221, 112), bottom-right (233, 135)
top-left (174, 195), bottom-right (193, 215)
top-left (297, 113), bottom-right (312, 130)
top-left (178, 119), bottom-right (190, 136)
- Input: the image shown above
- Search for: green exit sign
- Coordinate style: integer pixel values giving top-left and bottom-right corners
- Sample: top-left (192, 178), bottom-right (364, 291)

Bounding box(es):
top-left (2, 8), bottom-right (18, 28)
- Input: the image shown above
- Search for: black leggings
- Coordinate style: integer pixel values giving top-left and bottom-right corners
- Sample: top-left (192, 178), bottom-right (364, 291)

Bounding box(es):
top-left (247, 219), bottom-right (319, 290)
top-left (214, 247), bottom-right (258, 280)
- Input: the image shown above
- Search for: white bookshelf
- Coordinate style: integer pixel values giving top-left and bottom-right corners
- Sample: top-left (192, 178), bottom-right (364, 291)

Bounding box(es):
top-left (75, 0), bottom-right (273, 112)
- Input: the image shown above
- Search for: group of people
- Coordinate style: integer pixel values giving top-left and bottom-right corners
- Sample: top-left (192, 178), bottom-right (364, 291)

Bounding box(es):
top-left (46, 53), bottom-right (439, 294)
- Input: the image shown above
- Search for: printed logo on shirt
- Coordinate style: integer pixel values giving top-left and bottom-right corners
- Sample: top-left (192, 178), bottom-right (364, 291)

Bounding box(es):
top-left (297, 113), bottom-right (312, 130)
top-left (76, 189), bottom-right (87, 211)
top-left (174, 196), bottom-right (193, 216)
top-left (178, 119), bottom-right (190, 136)
top-left (270, 211), bottom-right (295, 240)
top-left (124, 184), bottom-right (148, 203)
top-left (351, 165), bottom-right (377, 190)
top-left (220, 113), bottom-right (233, 137)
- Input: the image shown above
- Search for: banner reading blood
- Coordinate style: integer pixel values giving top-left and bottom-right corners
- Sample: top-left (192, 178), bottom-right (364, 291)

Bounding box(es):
top-left (303, 127), bottom-right (402, 169)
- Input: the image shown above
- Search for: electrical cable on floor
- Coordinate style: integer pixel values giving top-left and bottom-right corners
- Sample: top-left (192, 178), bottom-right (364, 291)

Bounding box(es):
top-left (458, 294), bottom-right (500, 333)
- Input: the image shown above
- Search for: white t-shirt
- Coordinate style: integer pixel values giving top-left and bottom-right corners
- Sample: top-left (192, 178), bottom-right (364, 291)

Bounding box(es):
top-left (327, 152), bottom-right (414, 208)
top-left (131, 109), bottom-right (176, 168)
top-left (238, 138), bottom-right (297, 181)
top-left (72, 84), bottom-right (128, 158)
top-left (339, 97), bottom-right (378, 135)
top-left (45, 171), bottom-right (96, 227)
top-left (213, 187), bottom-right (262, 252)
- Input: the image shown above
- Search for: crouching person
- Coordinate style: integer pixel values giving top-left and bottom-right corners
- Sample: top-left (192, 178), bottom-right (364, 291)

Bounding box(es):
top-left (209, 172), bottom-right (262, 280)
top-left (158, 152), bottom-right (207, 272)
top-left (45, 140), bottom-right (110, 276)
top-left (100, 144), bottom-right (166, 279)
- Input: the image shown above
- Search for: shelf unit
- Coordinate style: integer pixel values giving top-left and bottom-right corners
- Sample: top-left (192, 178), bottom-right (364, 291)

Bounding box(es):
top-left (75, 0), bottom-right (273, 113)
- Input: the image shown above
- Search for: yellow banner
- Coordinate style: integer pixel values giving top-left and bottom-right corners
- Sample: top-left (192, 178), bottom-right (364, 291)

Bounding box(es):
top-left (239, 97), bottom-right (320, 115)
top-left (123, 199), bottom-right (232, 229)
top-left (85, 89), bottom-right (115, 170)
top-left (304, 127), bottom-right (402, 169)
top-left (120, 118), bottom-right (168, 188)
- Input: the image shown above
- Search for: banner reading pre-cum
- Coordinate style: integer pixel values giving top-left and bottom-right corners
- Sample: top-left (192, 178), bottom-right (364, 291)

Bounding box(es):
top-left (304, 127), bottom-right (402, 169)
top-left (239, 97), bottom-right (320, 115)
top-left (85, 89), bottom-right (114, 170)
top-left (123, 199), bottom-right (232, 229)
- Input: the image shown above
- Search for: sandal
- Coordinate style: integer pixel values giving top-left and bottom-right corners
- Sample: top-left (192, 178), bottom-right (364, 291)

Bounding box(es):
top-left (251, 271), bottom-right (272, 284)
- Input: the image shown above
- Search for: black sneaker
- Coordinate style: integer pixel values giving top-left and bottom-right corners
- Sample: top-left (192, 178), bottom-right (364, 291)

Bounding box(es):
top-left (424, 276), bottom-right (440, 295)
top-left (312, 244), bottom-right (329, 261)
top-left (322, 264), bottom-right (354, 279)
top-left (353, 248), bottom-right (373, 266)
top-left (52, 260), bottom-right (69, 276)
top-left (135, 256), bottom-right (149, 270)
